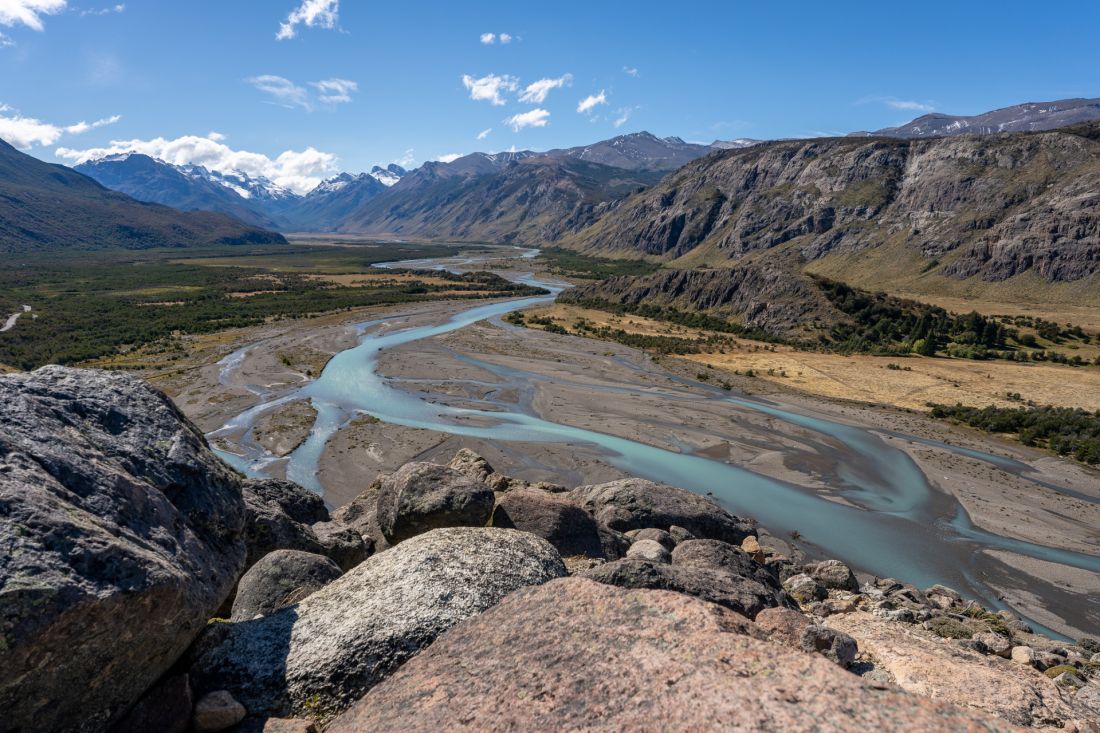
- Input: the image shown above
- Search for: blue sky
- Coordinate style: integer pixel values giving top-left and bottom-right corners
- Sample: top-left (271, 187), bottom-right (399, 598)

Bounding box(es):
top-left (2, 0), bottom-right (1098, 192)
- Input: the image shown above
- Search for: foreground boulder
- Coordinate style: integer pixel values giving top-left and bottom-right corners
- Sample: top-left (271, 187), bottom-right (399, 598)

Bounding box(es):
top-left (190, 527), bottom-right (567, 721)
top-left (0, 366), bottom-right (247, 733)
top-left (581, 558), bottom-right (792, 619)
top-left (376, 462), bottom-right (495, 543)
top-left (491, 488), bottom-right (605, 558)
top-left (327, 578), bottom-right (1016, 732)
top-left (568, 478), bottom-right (754, 543)
top-left (231, 550), bottom-right (343, 621)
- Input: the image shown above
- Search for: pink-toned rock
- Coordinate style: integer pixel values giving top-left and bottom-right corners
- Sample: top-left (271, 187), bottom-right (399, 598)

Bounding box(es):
top-left (754, 607), bottom-right (813, 646)
top-left (263, 718), bottom-right (319, 733)
top-left (829, 611), bottom-right (1089, 728)
top-left (192, 690), bottom-right (246, 733)
top-left (327, 578), bottom-right (1020, 733)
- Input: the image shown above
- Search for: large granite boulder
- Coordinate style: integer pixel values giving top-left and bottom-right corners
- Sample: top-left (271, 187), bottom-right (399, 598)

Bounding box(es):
top-left (568, 478), bottom-right (754, 543)
top-left (189, 528), bottom-right (567, 722)
top-left (491, 488), bottom-right (604, 558)
top-left (0, 366), bottom-right (247, 732)
top-left (671, 539), bottom-right (784, 591)
top-left (581, 558), bottom-right (792, 620)
top-left (326, 578), bottom-right (1015, 732)
top-left (231, 550), bottom-right (343, 621)
top-left (376, 462), bottom-right (495, 544)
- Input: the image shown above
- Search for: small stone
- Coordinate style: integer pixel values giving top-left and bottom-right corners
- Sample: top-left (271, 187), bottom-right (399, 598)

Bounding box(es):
top-left (192, 691), bottom-right (246, 733)
top-left (887, 608), bottom-right (916, 624)
top-left (630, 527), bottom-right (675, 549)
top-left (782, 573), bottom-right (827, 605)
top-left (800, 625), bottom-right (858, 668)
top-left (626, 539), bottom-right (671, 563)
top-left (804, 560), bottom-right (859, 592)
top-left (971, 632), bottom-right (1011, 658)
top-left (668, 525), bottom-right (695, 544)
top-left (924, 584), bottom-right (962, 610)
top-left (741, 535), bottom-right (765, 562)
top-left (1052, 671), bottom-right (1085, 689)
top-left (754, 607), bottom-right (812, 647)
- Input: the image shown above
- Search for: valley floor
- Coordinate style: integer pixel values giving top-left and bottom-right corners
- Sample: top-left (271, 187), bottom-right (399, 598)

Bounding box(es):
top-left (142, 281), bottom-right (1100, 639)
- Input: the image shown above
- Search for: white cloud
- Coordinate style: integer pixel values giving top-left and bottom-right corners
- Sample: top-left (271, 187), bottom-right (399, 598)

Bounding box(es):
top-left (394, 148), bottom-right (415, 167)
top-left (0, 32), bottom-right (13, 47)
top-left (504, 108), bottom-right (549, 132)
top-left (277, 0), bottom-right (338, 41)
top-left (462, 73), bottom-right (518, 106)
top-left (518, 73), bottom-right (572, 104)
top-left (0, 105), bottom-right (120, 149)
top-left (247, 75), bottom-right (312, 110)
top-left (623, 66), bottom-right (639, 77)
top-left (207, 131), bottom-right (226, 142)
top-left (0, 0), bottom-right (66, 30)
top-left (577, 90), bottom-right (607, 114)
top-left (480, 32), bottom-right (512, 44)
top-left (436, 153), bottom-right (462, 163)
top-left (857, 95), bottom-right (935, 113)
top-left (613, 107), bottom-right (633, 128)
top-left (477, 127), bottom-right (492, 140)
top-left (56, 133), bottom-right (338, 195)
top-left (311, 77), bottom-right (357, 104)
top-left (80, 3), bottom-right (124, 16)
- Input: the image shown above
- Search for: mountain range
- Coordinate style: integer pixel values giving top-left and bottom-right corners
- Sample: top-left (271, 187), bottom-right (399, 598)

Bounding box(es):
top-left (0, 140), bottom-right (285, 254)
top-left (864, 97), bottom-right (1100, 139)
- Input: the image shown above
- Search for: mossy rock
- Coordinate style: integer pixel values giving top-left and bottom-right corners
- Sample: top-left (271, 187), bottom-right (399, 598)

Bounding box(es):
top-left (1043, 664), bottom-right (1078, 679)
top-left (926, 616), bottom-right (972, 640)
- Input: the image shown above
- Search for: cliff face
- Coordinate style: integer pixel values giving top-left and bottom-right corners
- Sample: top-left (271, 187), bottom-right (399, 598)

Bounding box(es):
top-left (562, 126), bottom-right (1100, 283)
top-left (558, 265), bottom-right (841, 338)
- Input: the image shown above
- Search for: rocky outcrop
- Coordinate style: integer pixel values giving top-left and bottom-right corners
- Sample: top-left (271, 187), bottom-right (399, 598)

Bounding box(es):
top-left (581, 558), bottom-right (791, 620)
top-left (568, 478), bottom-right (754, 543)
top-left (375, 462), bottom-right (496, 543)
top-left (562, 126), bottom-right (1100, 285)
top-left (490, 488), bottom-right (605, 558)
top-left (189, 528), bottom-right (567, 721)
top-left (231, 550), bottom-right (343, 621)
top-left (243, 478), bottom-right (369, 572)
top-left (326, 578), bottom-right (1018, 732)
top-left (0, 366), bottom-right (247, 733)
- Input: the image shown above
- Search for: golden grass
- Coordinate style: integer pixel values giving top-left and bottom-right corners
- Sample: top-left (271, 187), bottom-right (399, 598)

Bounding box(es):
top-left (527, 304), bottom-right (1100, 412)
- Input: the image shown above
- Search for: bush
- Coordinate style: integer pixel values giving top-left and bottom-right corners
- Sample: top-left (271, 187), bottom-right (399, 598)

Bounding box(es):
top-left (925, 617), bottom-right (973, 639)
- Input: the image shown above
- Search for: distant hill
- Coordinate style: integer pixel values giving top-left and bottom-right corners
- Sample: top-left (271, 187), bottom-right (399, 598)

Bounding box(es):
top-left (338, 157), bottom-right (664, 242)
top-left (557, 123), bottom-right (1100, 299)
top-left (542, 132), bottom-right (714, 171)
top-left (0, 139), bottom-right (285, 254)
top-left (861, 97), bottom-right (1100, 139)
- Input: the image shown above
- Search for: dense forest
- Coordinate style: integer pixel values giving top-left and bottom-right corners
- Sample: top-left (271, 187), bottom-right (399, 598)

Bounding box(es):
top-left (929, 403), bottom-right (1100, 464)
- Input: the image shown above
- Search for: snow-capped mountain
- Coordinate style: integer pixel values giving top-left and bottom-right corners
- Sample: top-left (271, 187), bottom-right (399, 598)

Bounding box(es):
top-left (369, 164), bottom-right (407, 187)
top-left (177, 164), bottom-right (297, 203)
top-left (710, 138), bottom-right (763, 150)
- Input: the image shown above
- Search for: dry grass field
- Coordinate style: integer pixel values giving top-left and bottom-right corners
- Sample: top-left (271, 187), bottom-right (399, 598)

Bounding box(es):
top-left (525, 304), bottom-right (1100, 412)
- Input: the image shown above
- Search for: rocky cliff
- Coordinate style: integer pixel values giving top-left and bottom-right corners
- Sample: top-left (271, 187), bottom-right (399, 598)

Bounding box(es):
top-left (1, 367), bottom-right (1098, 732)
top-left (561, 124), bottom-right (1100, 286)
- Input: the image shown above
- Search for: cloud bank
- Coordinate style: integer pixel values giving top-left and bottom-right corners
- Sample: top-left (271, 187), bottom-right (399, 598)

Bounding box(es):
top-left (0, 104), bottom-right (121, 149)
top-left (0, 0), bottom-right (67, 31)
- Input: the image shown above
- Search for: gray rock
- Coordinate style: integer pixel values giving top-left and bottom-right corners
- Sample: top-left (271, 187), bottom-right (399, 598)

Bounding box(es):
top-left (193, 690), bottom-right (246, 733)
top-left (0, 366), bottom-right (246, 733)
top-left (625, 538), bottom-right (672, 563)
top-left (243, 479), bottom-right (329, 568)
top-left (801, 625), bottom-right (858, 668)
top-left (630, 527), bottom-right (675, 549)
top-left (671, 539), bottom-right (782, 591)
top-left (491, 488), bottom-right (604, 558)
top-left (568, 478), bottom-right (754, 543)
top-left (310, 521), bottom-right (371, 571)
top-left (596, 524), bottom-right (631, 560)
top-left (804, 559), bottom-right (859, 592)
top-left (668, 525), bottom-right (696, 543)
top-left (190, 528), bottom-right (566, 720)
top-left (1076, 684), bottom-right (1100, 714)
top-left (231, 550), bottom-right (343, 621)
top-left (376, 462), bottom-right (495, 543)
top-left (783, 573), bottom-right (828, 605)
top-left (581, 558), bottom-right (791, 619)
top-left (971, 631), bottom-right (1012, 658)
top-left (328, 480), bottom-right (388, 552)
